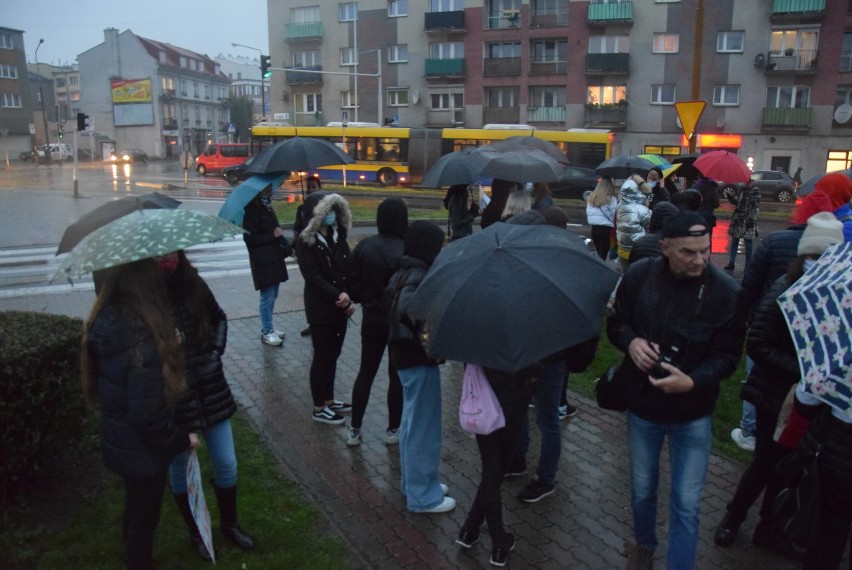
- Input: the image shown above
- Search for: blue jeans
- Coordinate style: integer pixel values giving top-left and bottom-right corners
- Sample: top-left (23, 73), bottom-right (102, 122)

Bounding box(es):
top-left (727, 237), bottom-right (754, 267)
top-left (259, 283), bottom-right (279, 334)
top-left (739, 356), bottom-right (756, 437)
top-left (398, 365), bottom-right (444, 512)
top-left (628, 413), bottom-right (712, 570)
top-left (169, 419), bottom-right (238, 493)
top-left (515, 359), bottom-right (565, 485)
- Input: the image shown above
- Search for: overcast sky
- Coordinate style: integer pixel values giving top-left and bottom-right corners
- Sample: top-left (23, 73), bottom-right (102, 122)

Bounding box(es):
top-left (5, 0), bottom-right (269, 66)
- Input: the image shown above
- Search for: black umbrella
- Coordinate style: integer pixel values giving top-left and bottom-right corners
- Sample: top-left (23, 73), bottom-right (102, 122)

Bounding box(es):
top-left (488, 136), bottom-right (570, 164)
top-left (671, 153), bottom-right (702, 180)
top-left (244, 137), bottom-right (353, 176)
top-left (56, 192), bottom-right (181, 254)
top-left (406, 223), bottom-right (619, 372)
top-left (595, 155), bottom-right (656, 179)
top-left (420, 148), bottom-right (478, 188)
top-left (465, 147), bottom-right (564, 183)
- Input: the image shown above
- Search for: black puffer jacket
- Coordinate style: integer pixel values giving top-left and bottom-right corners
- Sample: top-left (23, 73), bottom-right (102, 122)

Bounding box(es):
top-left (740, 224), bottom-right (805, 311)
top-left (742, 276), bottom-right (800, 413)
top-left (243, 196), bottom-right (289, 291)
top-left (89, 304), bottom-right (189, 479)
top-left (168, 274), bottom-right (236, 432)
top-left (385, 256), bottom-right (436, 370)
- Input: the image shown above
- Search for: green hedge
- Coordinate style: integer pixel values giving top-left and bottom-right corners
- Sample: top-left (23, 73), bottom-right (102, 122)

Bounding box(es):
top-left (0, 311), bottom-right (86, 506)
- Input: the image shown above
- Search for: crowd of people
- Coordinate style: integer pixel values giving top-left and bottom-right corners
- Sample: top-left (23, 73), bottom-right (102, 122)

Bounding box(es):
top-left (80, 168), bottom-right (852, 569)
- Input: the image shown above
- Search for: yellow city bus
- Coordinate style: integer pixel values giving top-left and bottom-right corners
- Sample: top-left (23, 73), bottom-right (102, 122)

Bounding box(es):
top-left (250, 122), bottom-right (613, 186)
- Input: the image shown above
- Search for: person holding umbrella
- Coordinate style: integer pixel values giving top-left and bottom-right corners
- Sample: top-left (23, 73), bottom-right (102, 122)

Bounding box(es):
top-left (295, 191), bottom-right (356, 425)
top-left (443, 183), bottom-right (478, 241)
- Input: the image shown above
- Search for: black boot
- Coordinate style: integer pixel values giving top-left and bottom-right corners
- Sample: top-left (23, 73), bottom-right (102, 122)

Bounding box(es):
top-left (172, 492), bottom-right (214, 561)
top-left (213, 484), bottom-right (255, 549)
top-left (714, 509), bottom-right (745, 547)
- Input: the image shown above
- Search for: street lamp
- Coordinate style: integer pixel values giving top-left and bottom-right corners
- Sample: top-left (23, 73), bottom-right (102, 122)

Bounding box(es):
top-left (35, 39), bottom-right (50, 159)
top-left (232, 42), bottom-right (266, 121)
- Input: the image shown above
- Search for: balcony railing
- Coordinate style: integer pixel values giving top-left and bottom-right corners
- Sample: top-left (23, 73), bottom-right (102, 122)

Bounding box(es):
top-left (771, 0), bottom-right (826, 15)
top-left (586, 53), bottom-right (630, 73)
top-left (425, 58), bottom-right (465, 77)
top-left (585, 105), bottom-right (628, 128)
top-left (425, 11), bottom-right (465, 31)
top-left (486, 10), bottom-right (521, 29)
top-left (483, 107), bottom-right (520, 124)
top-left (426, 108), bottom-right (465, 127)
top-left (163, 120), bottom-right (178, 130)
top-left (762, 107), bottom-right (812, 128)
top-left (841, 52), bottom-right (852, 73)
top-left (530, 60), bottom-right (567, 75)
top-left (527, 106), bottom-right (566, 123)
top-left (766, 49), bottom-right (818, 72)
top-left (285, 65), bottom-right (323, 84)
top-left (530, 9), bottom-right (569, 27)
top-left (588, 1), bottom-right (633, 23)
top-left (483, 57), bottom-right (521, 76)
top-left (285, 22), bottom-right (323, 41)
top-left (160, 88), bottom-right (176, 98)
top-left (294, 112), bottom-right (323, 126)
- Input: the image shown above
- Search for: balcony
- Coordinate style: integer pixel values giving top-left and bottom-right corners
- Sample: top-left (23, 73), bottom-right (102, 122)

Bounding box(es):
top-left (285, 22), bottom-right (323, 42)
top-left (762, 107), bottom-right (812, 130)
top-left (425, 58), bottom-right (465, 78)
top-left (486, 10), bottom-right (521, 30)
top-left (293, 112), bottom-right (323, 126)
top-left (530, 60), bottom-right (567, 75)
top-left (531, 9), bottom-right (568, 27)
top-left (588, 1), bottom-right (633, 24)
top-left (483, 107), bottom-right (520, 124)
top-left (527, 106), bottom-right (566, 123)
top-left (771, 0), bottom-right (825, 19)
top-left (483, 57), bottom-right (521, 76)
top-left (426, 108), bottom-right (465, 127)
top-left (585, 53), bottom-right (629, 74)
top-left (585, 105), bottom-right (627, 129)
top-left (285, 65), bottom-right (323, 84)
top-left (840, 52), bottom-right (852, 73)
top-left (160, 88), bottom-right (176, 98)
top-left (765, 49), bottom-right (818, 73)
top-left (425, 11), bottom-right (465, 32)
top-left (163, 119), bottom-right (178, 130)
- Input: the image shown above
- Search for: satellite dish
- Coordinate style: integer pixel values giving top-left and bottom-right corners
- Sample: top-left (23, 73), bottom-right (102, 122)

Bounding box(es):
top-left (834, 103), bottom-right (852, 124)
top-left (411, 90), bottom-right (420, 104)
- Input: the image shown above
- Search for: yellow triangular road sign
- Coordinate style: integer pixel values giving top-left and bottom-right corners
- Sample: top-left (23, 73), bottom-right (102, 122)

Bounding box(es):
top-left (675, 101), bottom-right (706, 139)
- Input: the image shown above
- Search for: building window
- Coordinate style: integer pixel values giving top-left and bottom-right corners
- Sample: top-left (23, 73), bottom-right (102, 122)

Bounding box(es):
top-left (0, 33), bottom-right (13, 49)
top-left (529, 86), bottom-right (564, 107)
top-left (388, 44), bottom-right (409, 63)
top-left (292, 6), bottom-right (321, 23)
top-left (69, 76), bottom-right (79, 86)
top-left (293, 50), bottom-right (321, 67)
top-left (488, 42), bottom-right (521, 58)
top-left (651, 84), bottom-right (676, 104)
top-left (389, 0), bottom-right (408, 17)
top-left (179, 56), bottom-right (187, 68)
top-left (652, 34), bottom-right (679, 54)
top-left (712, 85), bottom-right (740, 106)
top-left (532, 39), bottom-right (567, 62)
top-left (341, 48), bottom-right (356, 66)
top-left (485, 87), bottom-right (518, 107)
top-left (430, 91), bottom-right (463, 109)
top-left (841, 33), bottom-right (852, 72)
top-left (193, 82), bottom-right (199, 97)
top-left (766, 85), bottom-right (810, 108)
top-left (431, 0), bottom-right (463, 10)
top-left (588, 35), bottom-right (629, 54)
top-left (341, 91), bottom-right (358, 108)
top-left (717, 31), bottom-right (744, 53)
top-left (430, 42), bottom-right (464, 59)
top-left (486, 0), bottom-right (521, 29)
top-left (1, 93), bottom-right (22, 107)
top-left (339, 2), bottom-right (357, 21)
top-left (388, 88), bottom-right (409, 106)
top-left (0, 64), bottom-right (18, 79)
top-left (295, 93), bottom-right (322, 114)
top-left (587, 84), bottom-right (627, 105)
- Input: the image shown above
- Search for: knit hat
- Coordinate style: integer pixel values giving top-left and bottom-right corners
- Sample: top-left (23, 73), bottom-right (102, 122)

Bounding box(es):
top-left (797, 212), bottom-right (844, 256)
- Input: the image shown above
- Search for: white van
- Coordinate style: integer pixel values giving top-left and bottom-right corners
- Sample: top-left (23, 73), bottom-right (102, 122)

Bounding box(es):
top-left (47, 143), bottom-right (73, 162)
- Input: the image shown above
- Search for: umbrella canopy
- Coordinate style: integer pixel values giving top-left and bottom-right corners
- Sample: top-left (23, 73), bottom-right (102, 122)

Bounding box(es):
top-left (797, 168), bottom-right (852, 197)
top-left (54, 209), bottom-right (245, 281)
top-left (488, 136), bottom-right (570, 164)
top-left (637, 154), bottom-right (674, 170)
top-left (244, 136), bottom-right (353, 175)
top-left (56, 192), bottom-right (181, 254)
top-left (595, 155), bottom-right (656, 179)
top-left (464, 147), bottom-right (564, 183)
top-left (663, 163), bottom-right (682, 179)
top-left (218, 173), bottom-right (287, 225)
top-left (778, 242), bottom-right (852, 413)
top-left (406, 223), bottom-right (619, 372)
top-left (671, 153), bottom-right (702, 179)
top-left (692, 150), bottom-right (751, 183)
top-left (420, 148), bottom-right (478, 188)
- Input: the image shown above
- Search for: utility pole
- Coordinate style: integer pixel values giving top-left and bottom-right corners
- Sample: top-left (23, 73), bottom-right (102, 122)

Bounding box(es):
top-left (232, 43), bottom-right (267, 120)
top-left (35, 39), bottom-right (51, 164)
top-left (689, 0), bottom-right (704, 153)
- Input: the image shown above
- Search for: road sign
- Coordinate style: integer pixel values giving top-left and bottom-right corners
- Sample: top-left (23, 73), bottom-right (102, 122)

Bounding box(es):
top-left (674, 101), bottom-right (705, 140)
top-left (227, 123), bottom-right (236, 134)
top-left (29, 123), bottom-right (36, 135)
top-left (85, 117), bottom-right (94, 132)
top-left (342, 111), bottom-right (348, 127)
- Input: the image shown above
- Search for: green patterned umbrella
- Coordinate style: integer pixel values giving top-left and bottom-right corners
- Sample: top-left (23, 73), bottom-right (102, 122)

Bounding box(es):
top-left (54, 209), bottom-right (245, 281)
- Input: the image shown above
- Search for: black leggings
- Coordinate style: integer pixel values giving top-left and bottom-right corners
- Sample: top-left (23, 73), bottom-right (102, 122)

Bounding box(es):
top-left (350, 318), bottom-right (403, 430)
top-left (122, 472), bottom-right (167, 570)
top-left (590, 225), bottom-right (612, 260)
top-left (309, 320), bottom-right (348, 407)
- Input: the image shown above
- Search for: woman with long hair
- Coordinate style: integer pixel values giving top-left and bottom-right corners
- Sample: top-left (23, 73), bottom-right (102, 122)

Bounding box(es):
top-left (500, 189), bottom-right (532, 221)
top-left (586, 176), bottom-right (618, 260)
top-left (82, 257), bottom-right (195, 570)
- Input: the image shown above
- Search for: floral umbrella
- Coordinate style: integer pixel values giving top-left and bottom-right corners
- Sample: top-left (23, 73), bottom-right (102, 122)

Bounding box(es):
top-left (778, 242), bottom-right (852, 413)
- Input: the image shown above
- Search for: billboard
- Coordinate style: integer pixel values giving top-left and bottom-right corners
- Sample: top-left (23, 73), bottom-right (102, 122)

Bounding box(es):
top-left (111, 79), bottom-right (152, 103)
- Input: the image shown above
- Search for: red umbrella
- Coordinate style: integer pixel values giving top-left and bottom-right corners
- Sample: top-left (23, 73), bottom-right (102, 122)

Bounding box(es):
top-left (692, 150), bottom-right (751, 183)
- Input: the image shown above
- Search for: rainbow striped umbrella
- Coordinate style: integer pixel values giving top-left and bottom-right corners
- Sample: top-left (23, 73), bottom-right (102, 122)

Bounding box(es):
top-left (638, 154), bottom-right (674, 170)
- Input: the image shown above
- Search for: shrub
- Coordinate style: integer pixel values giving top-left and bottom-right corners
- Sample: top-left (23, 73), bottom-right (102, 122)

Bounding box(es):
top-left (0, 311), bottom-right (86, 506)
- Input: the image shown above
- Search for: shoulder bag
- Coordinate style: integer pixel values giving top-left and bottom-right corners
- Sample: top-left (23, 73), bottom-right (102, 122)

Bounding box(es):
top-left (595, 364), bottom-right (628, 412)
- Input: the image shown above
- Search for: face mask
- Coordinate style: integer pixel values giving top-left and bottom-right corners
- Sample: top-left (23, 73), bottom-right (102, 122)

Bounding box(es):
top-left (323, 211), bottom-right (336, 227)
top-left (158, 255), bottom-right (179, 275)
top-left (803, 258), bottom-right (817, 272)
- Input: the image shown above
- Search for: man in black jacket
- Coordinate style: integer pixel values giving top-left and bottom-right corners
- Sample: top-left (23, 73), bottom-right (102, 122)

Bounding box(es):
top-left (607, 211), bottom-right (746, 569)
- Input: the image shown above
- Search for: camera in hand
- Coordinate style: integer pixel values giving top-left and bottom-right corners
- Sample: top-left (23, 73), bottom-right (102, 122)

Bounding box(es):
top-left (649, 345), bottom-right (681, 379)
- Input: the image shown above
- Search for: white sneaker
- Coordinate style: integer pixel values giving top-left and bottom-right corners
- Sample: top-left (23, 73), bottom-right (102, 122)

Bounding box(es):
top-left (731, 428), bottom-right (755, 452)
top-left (346, 427), bottom-right (362, 446)
top-left (384, 428), bottom-right (400, 445)
top-left (418, 496), bottom-right (456, 513)
top-left (261, 332), bottom-right (283, 346)
top-left (273, 330), bottom-right (286, 341)
top-left (440, 483), bottom-right (448, 495)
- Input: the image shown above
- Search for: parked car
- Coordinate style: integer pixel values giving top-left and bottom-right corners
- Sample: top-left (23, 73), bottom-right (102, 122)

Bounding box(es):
top-left (548, 166), bottom-right (599, 201)
top-left (222, 156), bottom-right (322, 190)
top-left (720, 170), bottom-right (797, 203)
top-left (195, 142), bottom-right (249, 175)
top-left (111, 148), bottom-right (148, 164)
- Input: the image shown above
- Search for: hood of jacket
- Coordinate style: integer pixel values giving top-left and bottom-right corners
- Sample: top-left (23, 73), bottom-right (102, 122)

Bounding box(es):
top-left (649, 201), bottom-right (680, 232)
top-left (299, 192), bottom-right (353, 246)
top-left (619, 179), bottom-right (649, 206)
top-left (376, 197), bottom-right (409, 238)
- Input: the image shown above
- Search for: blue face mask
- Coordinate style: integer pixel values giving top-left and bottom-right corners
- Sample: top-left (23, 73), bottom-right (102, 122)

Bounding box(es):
top-left (323, 211), bottom-right (336, 227)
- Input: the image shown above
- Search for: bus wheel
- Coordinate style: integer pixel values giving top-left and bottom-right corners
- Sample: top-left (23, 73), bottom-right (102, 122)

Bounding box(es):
top-left (377, 168), bottom-right (398, 186)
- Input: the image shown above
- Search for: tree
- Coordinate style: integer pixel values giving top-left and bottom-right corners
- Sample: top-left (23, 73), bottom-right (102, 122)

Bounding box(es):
top-left (229, 96), bottom-right (254, 143)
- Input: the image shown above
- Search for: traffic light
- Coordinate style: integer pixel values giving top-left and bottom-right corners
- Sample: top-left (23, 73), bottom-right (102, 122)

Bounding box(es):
top-left (76, 112), bottom-right (89, 132)
top-left (58, 129), bottom-right (63, 139)
top-left (260, 55), bottom-right (272, 78)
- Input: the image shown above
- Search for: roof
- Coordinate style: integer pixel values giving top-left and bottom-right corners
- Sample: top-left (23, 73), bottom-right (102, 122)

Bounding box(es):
top-left (136, 35), bottom-right (227, 79)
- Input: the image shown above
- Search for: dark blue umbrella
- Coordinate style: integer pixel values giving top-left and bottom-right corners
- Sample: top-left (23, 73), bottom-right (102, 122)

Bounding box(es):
top-left (420, 148), bottom-right (478, 188)
top-left (218, 173), bottom-right (286, 226)
top-left (244, 137), bottom-right (353, 175)
top-left (595, 155), bottom-right (656, 179)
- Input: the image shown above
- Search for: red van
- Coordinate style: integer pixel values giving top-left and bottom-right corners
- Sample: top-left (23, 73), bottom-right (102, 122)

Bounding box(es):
top-left (195, 143), bottom-right (250, 175)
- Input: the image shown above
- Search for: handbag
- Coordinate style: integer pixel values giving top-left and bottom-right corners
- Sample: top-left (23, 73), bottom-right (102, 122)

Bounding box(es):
top-left (767, 442), bottom-right (821, 550)
top-left (595, 364), bottom-right (628, 412)
top-left (459, 363), bottom-right (506, 435)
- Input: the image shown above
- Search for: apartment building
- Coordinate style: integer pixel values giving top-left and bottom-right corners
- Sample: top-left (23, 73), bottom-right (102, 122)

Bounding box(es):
top-left (268, 0), bottom-right (852, 176)
top-left (0, 27), bottom-right (36, 154)
top-left (215, 53), bottom-right (268, 121)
